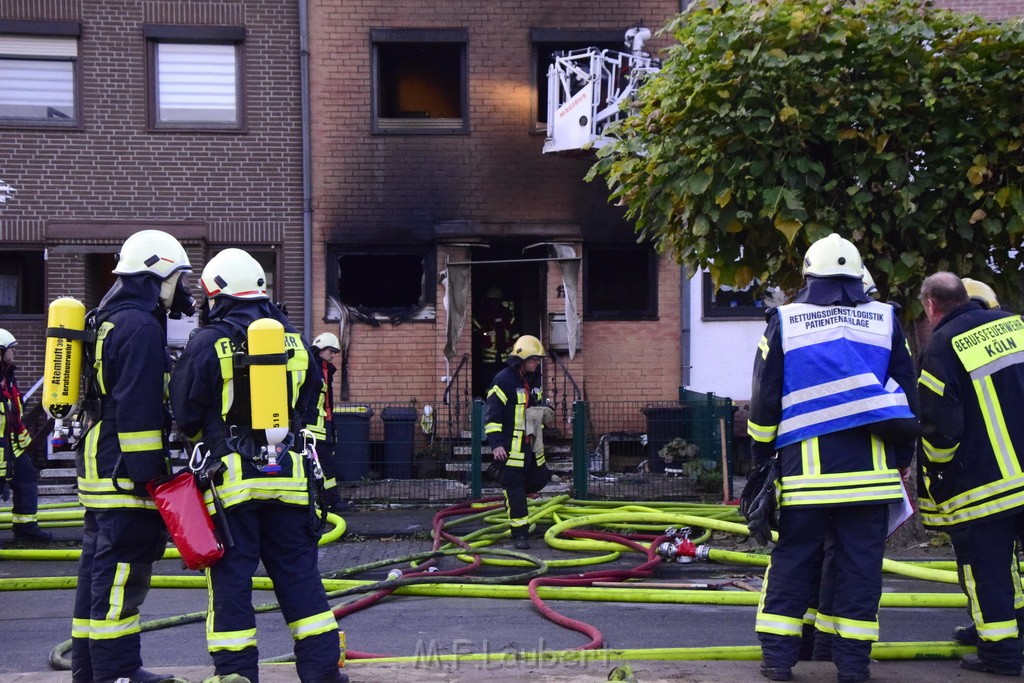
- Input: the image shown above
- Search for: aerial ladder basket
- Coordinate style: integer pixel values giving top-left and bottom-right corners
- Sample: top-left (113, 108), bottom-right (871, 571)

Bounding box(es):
top-left (543, 27), bottom-right (660, 154)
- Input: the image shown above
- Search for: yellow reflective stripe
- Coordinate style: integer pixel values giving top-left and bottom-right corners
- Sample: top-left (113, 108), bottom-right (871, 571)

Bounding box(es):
top-left (484, 422), bottom-right (502, 434)
top-left (488, 385), bottom-right (507, 404)
top-left (979, 620), bottom-right (1019, 642)
top-left (976, 375), bottom-right (1022, 478)
top-left (72, 618), bottom-right (91, 639)
top-left (207, 627), bottom-right (258, 652)
top-left (76, 492), bottom-right (158, 510)
top-left (815, 612), bottom-right (836, 634)
top-left (920, 474), bottom-right (1024, 527)
top-left (215, 336), bottom-right (236, 418)
top-left (918, 370), bottom-right (945, 397)
top-left (755, 611), bottom-right (803, 637)
top-left (758, 335), bottom-right (770, 360)
top-left (782, 470), bottom-right (902, 489)
top-left (89, 613), bottom-right (140, 639)
top-left (107, 562), bottom-right (129, 621)
top-left (922, 438), bottom-right (957, 463)
top-left (83, 421), bottom-right (101, 480)
top-left (1014, 553), bottom-right (1024, 611)
top-left (802, 607), bottom-right (818, 625)
top-left (94, 322), bottom-right (113, 395)
top-left (952, 317), bottom-right (1024, 373)
top-left (871, 434), bottom-right (886, 471)
top-left (747, 420), bottom-right (777, 443)
top-left (832, 615), bottom-right (879, 641)
top-left (781, 484), bottom-right (904, 506)
top-left (289, 610), bottom-right (337, 640)
top-left (118, 429), bottom-right (163, 452)
top-left (801, 437), bottom-right (820, 476)
top-left (11, 513), bottom-right (35, 523)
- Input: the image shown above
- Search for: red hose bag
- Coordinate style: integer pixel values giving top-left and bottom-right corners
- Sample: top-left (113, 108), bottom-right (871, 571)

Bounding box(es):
top-left (147, 471), bottom-right (225, 570)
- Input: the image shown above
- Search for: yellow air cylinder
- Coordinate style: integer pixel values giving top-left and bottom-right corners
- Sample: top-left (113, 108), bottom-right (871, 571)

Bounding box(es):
top-left (247, 318), bottom-right (289, 448)
top-left (43, 297), bottom-right (86, 420)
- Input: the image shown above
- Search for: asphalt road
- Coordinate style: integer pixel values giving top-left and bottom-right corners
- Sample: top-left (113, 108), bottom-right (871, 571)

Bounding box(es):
top-left (0, 505), bottom-right (987, 682)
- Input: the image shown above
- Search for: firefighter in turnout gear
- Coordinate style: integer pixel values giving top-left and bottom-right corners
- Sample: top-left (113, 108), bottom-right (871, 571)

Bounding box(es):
top-left (484, 334), bottom-right (552, 550)
top-left (169, 248), bottom-right (346, 683)
top-left (747, 233), bottom-right (919, 682)
top-left (918, 272), bottom-right (1024, 676)
top-left (0, 329), bottom-right (53, 543)
top-left (310, 332), bottom-right (353, 513)
top-left (71, 230), bottom-right (194, 683)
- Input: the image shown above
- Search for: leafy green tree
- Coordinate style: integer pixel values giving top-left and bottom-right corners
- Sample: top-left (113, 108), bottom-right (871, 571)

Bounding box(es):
top-left (588, 0), bottom-right (1024, 314)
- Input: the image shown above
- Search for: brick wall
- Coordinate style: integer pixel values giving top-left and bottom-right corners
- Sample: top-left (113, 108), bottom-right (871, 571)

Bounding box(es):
top-left (0, 0), bottom-right (306, 394)
top-left (933, 0), bottom-right (1024, 19)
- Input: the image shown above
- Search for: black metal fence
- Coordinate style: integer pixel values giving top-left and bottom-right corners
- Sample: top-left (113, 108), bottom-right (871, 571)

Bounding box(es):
top-left (330, 391), bottom-right (735, 505)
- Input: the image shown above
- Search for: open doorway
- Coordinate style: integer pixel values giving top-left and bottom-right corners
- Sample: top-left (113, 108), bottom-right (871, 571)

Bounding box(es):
top-left (470, 243), bottom-right (544, 398)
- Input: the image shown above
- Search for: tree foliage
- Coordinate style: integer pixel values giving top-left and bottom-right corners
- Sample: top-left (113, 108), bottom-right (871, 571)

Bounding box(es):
top-left (587, 0), bottom-right (1024, 315)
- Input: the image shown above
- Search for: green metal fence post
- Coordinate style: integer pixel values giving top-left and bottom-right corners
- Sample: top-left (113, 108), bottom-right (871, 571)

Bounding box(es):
top-left (471, 399), bottom-right (483, 498)
top-left (573, 400), bottom-right (588, 500)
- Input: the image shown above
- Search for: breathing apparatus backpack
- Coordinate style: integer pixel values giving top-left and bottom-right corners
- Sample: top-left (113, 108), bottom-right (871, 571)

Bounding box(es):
top-left (42, 297), bottom-right (96, 450)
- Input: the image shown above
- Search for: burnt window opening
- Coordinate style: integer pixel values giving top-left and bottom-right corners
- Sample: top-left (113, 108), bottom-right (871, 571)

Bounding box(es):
top-left (0, 249), bottom-right (45, 315)
top-left (584, 244), bottom-right (657, 320)
top-left (371, 29), bottom-right (467, 134)
top-left (532, 34), bottom-right (622, 131)
top-left (335, 251), bottom-right (435, 321)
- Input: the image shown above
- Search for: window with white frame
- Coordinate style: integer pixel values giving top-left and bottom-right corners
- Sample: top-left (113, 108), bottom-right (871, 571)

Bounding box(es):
top-left (145, 25), bottom-right (244, 129)
top-left (0, 21), bottom-right (80, 125)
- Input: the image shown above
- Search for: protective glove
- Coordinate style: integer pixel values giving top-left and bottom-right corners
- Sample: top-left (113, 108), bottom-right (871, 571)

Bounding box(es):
top-left (740, 456), bottom-right (780, 546)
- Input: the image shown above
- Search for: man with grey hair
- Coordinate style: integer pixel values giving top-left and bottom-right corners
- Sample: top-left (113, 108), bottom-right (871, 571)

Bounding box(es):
top-left (918, 271), bottom-right (1024, 676)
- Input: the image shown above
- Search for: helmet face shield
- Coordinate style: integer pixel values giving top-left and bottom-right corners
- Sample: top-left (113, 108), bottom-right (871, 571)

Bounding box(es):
top-left (166, 272), bottom-right (197, 319)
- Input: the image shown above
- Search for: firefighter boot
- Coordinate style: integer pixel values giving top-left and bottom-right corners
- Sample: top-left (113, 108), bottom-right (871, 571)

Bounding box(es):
top-left (13, 522), bottom-right (54, 543)
top-left (202, 676), bottom-right (250, 683)
top-left (319, 670), bottom-right (349, 683)
top-left (952, 623), bottom-right (978, 646)
top-left (759, 662), bottom-right (792, 681)
top-left (960, 654), bottom-right (1022, 676)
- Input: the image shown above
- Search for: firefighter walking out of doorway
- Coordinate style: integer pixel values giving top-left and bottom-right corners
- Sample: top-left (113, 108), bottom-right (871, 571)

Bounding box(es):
top-left (484, 334), bottom-right (552, 549)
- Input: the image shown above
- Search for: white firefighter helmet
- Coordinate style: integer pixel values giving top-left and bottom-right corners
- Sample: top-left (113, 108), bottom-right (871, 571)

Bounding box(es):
top-left (312, 332), bottom-right (341, 352)
top-left (511, 335), bottom-right (545, 360)
top-left (200, 248), bottom-right (269, 301)
top-left (112, 230), bottom-right (191, 280)
top-left (962, 277), bottom-right (1000, 310)
top-left (801, 233), bottom-right (863, 279)
top-left (0, 328), bottom-right (16, 352)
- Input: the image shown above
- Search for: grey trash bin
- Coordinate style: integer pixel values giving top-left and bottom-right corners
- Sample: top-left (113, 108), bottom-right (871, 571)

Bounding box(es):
top-left (335, 405), bottom-right (373, 481)
top-left (381, 406), bottom-right (418, 479)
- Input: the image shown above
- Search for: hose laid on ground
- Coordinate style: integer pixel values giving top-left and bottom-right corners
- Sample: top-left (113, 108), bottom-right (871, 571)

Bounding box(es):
top-left (6, 495), bottom-right (973, 671)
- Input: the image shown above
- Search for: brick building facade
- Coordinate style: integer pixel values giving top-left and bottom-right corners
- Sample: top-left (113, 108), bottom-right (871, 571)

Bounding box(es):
top-left (0, 0), bottom-right (305, 397)
top-left (2, 0), bottom-right (1021, 429)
